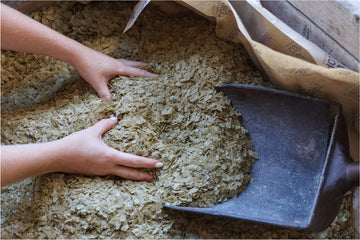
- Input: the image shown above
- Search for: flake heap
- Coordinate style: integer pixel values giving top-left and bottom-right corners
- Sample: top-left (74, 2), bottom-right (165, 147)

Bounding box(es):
top-left (1, 2), bottom-right (357, 239)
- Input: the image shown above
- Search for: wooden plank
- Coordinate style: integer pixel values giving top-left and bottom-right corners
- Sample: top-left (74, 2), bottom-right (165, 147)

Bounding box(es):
top-left (288, 0), bottom-right (359, 60)
top-left (261, 0), bottom-right (359, 71)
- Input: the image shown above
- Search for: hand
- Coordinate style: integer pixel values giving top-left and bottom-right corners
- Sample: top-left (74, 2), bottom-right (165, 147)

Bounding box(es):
top-left (56, 117), bottom-right (163, 181)
top-left (73, 47), bottom-right (158, 102)
top-left (1, 4), bottom-right (157, 103)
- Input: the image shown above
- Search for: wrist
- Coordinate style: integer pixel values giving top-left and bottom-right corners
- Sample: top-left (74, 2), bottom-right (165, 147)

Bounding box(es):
top-left (61, 40), bottom-right (88, 68)
top-left (0, 142), bottom-right (65, 186)
top-left (41, 140), bottom-right (68, 174)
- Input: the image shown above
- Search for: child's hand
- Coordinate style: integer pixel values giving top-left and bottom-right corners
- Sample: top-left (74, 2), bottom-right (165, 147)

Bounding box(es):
top-left (73, 48), bottom-right (158, 102)
top-left (56, 117), bottom-right (163, 181)
top-left (1, 3), bottom-right (157, 103)
top-left (0, 3), bottom-right (162, 186)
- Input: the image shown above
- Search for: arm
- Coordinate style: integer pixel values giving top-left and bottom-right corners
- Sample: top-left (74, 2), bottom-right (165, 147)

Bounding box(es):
top-left (0, 3), bottom-right (157, 102)
top-left (1, 118), bottom-right (163, 187)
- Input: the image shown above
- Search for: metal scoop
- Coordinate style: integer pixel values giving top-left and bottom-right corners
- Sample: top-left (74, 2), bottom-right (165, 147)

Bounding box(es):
top-left (164, 84), bottom-right (359, 232)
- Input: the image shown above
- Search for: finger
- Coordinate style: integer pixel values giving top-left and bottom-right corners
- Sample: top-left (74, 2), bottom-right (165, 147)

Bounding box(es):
top-left (111, 150), bottom-right (163, 169)
top-left (117, 59), bottom-right (147, 67)
top-left (95, 85), bottom-right (112, 102)
top-left (91, 118), bottom-right (118, 137)
top-left (119, 65), bottom-right (158, 78)
top-left (86, 75), bottom-right (113, 102)
top-left (111, 165), bottom-right (154, 181)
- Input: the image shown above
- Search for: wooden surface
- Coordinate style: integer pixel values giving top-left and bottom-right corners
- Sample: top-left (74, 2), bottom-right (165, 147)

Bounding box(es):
top-left (288, 0), bottom-right (359, 59)
top-left (261, 0), bottom-right (359, 72)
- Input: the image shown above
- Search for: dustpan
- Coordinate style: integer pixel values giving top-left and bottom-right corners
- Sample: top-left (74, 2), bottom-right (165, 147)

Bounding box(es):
top-left (164, 84), bottom-right (359, 232)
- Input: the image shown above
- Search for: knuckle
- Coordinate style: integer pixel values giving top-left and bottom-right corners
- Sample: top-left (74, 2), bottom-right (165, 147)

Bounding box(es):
top-left (102, 151), bottom-right (115, 164)
top-left (120, 171), bottom-right (134, 180)
top-left (132, 158), bottom-right (142, 167)
top-left (117, 64), bottom-right (126, 73)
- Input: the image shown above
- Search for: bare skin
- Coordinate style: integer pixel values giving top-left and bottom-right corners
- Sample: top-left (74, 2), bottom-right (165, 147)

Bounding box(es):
top-left (1, 3), bottom-right (158, 102)
top-left (1, 118), bottom-right (164, 187)
top-left (0, 3), bottom-right (162, 186)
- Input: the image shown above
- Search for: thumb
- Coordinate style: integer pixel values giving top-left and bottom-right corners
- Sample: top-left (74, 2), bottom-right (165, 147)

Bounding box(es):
top-left (97, 86), bottom-right (112, 102)
top-left (91, 118), bottom-right (118, 137)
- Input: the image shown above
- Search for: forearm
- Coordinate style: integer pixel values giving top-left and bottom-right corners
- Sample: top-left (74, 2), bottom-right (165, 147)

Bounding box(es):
top-left (1, 141), bottom-right (62, 187)
top-left (1, 3), bottom-right (158, 102)
top-left (0, 3), bottom-right (84, 66)
top-left (1, 119), bottom-right (163, 186)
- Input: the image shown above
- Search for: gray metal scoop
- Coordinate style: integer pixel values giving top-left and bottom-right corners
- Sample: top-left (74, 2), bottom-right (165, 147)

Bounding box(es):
top-left (164, 84), bottom-right (359, 232)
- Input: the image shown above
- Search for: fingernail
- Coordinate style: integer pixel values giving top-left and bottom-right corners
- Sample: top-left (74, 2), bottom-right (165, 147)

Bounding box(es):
top-left (155, 162), bottom-right (163, 168)
top-left (110, 117), bottom-right (118, 121)
top-left (104, 96), bottom-right (113, 102)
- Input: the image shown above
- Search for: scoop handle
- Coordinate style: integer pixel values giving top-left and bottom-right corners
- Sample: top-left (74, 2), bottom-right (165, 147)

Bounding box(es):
top-left (308, 105), bottom-right (358, 232)
top-left (347, 162), bottom-right (360, 187)
top-left (330, 107), bottom-right (359, 193)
